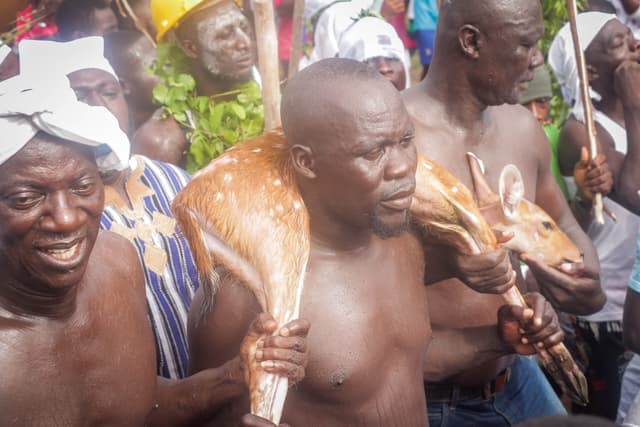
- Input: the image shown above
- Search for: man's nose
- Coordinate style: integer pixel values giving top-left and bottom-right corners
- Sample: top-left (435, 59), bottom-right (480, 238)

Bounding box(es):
top-left (385, 143), bottom-right (416, 180)
top-left (235, 29), bottom-right (251, 50)
top-left (40, 193), bottom-right (84, 233)
top-left (376, 58), bottom-right (393, 75)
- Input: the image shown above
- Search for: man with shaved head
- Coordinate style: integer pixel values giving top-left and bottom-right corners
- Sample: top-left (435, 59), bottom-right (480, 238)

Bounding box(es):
top-left (186, 57), bottom-right (564, 426)
top-left (403, 0), bottom-right (605, 425)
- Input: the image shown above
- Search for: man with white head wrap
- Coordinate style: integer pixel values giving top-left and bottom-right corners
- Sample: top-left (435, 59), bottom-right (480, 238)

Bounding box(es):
top-left (15, 37), bottom-right (310, 427)
top-left (0, 73), bottom-right (161, 426)
top-left (337, 15), bottom-right (409, 89)
top-left (550, 11), bottom-right (640, 419)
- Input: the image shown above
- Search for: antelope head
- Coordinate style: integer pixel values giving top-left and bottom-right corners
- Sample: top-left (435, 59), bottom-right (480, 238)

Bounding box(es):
top-left (467, 152), bottom-right (582, 267)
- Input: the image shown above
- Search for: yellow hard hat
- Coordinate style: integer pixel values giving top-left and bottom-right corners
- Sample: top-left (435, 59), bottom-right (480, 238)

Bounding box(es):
top-left (151, 0), bottom-right (238, 42)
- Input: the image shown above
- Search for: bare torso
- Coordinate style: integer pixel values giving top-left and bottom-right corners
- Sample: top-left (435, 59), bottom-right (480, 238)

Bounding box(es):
top-left (189, 232), bottom-right (431, 426)
top-left (404, 87), bottom-right (544, 385)
top-left (0, 232), bottom-right (157, 427)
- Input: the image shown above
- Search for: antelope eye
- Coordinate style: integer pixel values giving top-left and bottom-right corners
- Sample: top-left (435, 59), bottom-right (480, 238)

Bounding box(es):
top-left (542, 221), bottom-right (553, 230)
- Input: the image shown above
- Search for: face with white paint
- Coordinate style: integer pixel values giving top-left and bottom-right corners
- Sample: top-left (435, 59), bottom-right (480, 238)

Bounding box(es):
top-left (182, 0), bottom-right (256, 83)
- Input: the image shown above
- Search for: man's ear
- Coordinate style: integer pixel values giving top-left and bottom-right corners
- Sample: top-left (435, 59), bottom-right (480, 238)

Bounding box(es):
top-left (290, 144), bottom-right (316, 179)
top-left (458, 24), bottom-right (482, 59)
top-left (177, 37), bottom-right (198, 59)
top-left (586, 63), bottom-right (600, 84)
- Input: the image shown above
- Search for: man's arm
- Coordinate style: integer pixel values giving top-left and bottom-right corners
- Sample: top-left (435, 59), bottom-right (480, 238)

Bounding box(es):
top-left (147, 277), bottom-right (309, 426)
top-left (523, 122), bottom-right (605, 315)
top-left (425, 293), bottom-right (564, 381)
top-left (613, 61), bottom-right (640, 215)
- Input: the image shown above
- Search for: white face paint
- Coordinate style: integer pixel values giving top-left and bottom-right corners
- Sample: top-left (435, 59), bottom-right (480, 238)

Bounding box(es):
top-left (195, 1), bottom-right (255, 81)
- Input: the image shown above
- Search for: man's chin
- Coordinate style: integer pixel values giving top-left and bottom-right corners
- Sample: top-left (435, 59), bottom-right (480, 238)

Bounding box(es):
top-left (370, 211), bottom-right (411, 239)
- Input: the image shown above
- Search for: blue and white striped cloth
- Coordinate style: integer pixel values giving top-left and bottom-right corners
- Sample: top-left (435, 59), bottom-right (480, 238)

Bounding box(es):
top-left (100, 155), bottom-right (199, 379)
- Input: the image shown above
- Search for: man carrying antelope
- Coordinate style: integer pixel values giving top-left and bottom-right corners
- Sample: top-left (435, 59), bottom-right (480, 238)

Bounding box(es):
top-left (182, 58), bottom-right (565, 426)
top-left (403, 0), bottom-right (606, 425)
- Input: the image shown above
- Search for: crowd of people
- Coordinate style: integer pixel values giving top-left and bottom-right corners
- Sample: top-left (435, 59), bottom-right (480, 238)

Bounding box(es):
top-left (1, 0), bottom-right (640, 425)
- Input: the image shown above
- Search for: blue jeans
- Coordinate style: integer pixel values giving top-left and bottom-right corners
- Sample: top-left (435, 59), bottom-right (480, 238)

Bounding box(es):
top-left (427, 356), bottom-right (567, 427)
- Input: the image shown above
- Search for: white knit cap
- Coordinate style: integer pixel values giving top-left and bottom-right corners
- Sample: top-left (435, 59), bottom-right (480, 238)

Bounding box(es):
top-left (338, 16), bottom-right (405, 63)
top-left (548, 12), bottom-right (617, 122)
top-left (18, 36), bottom-right (118, 81)
top-left (0, 74), bottom-right (129, 171)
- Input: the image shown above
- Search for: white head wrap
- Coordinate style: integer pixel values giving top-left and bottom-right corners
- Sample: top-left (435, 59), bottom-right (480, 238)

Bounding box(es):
top-left (18, 36), bottom-right (118, 81)
top-left (0, 74), bottom-right (129, 171)
top-left (548, 12), bottom-right (617, 122)
top-left (338, 16), bottom-right (405, 63)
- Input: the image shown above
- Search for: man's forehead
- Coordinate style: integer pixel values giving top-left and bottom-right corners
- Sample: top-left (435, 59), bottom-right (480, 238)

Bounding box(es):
top-left (68, 68), bottom-right (120, 88)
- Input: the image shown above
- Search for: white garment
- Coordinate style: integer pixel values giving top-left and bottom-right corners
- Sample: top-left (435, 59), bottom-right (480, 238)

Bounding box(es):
top-left (548, 12), bottom-right (616, 121)
top-left (0, 74), bottom-right (129, 171)
top-left (609, 0), bottom-right (640, 39)
top-left (305, 0), bottom-right (375, 66)
top-left (577, 111), bottom-right (640, 322)
top-left (624, 389), bottom-right (640, 427)
top-left (18, 37), bottom-right (118, 82)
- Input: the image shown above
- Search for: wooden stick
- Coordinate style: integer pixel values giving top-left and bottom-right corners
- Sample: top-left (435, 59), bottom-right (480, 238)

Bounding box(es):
top-left (287, 0), bottom-right (305, 79)
top-left (113, 0), bottom-right (156, 46)
top-left (566, 0), bottom-right (605, 224)
top-left (253, 0), bottom-right (282, 129)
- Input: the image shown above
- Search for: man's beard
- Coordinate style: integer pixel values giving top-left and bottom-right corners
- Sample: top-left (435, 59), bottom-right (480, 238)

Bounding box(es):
top-left (369, 209), bottom-right (411, 239)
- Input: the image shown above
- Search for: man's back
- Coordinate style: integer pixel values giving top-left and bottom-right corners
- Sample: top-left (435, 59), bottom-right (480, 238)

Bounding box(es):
top-left (0, 232), bottom-right (157, 426)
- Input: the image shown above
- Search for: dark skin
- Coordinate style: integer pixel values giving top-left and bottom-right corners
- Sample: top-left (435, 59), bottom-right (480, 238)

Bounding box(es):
top-left (65, 68), bottom-right (309, 424)
top-left (0, 50), bottom-right (19, 82)
top-left (365, 56), bottom-right (406, 91)
top-left (176, 0), bottom-right (257, 97)
top-left (624, 288), bottom-right (640, 353)
top-left (188, 60), bottom-right (561, 425)
top-left (559, 19), bottom-right (640, 216)
top-left (189, 67), bottom-right (433, 426)
top-left (0, 134), bottom-right (307, 426)
top-left (403, 0), bottom-right (603, 386)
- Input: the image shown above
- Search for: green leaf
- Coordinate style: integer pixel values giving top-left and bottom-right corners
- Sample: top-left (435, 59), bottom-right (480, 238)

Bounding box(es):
top-left (230, 104), bottom-right (246, 120)
top-left (177, 73), bottom-right (196, 90)
top-left (152, 84), bottom-right (169, 104)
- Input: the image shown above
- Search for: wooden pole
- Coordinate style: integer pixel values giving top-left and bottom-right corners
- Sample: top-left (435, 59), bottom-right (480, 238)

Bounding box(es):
top-left (566, 0), bottom-right (605, 224)
top-left (287, 0), bottom-right (305, 79)
top-left (253, 0), bottom-right (282, 129)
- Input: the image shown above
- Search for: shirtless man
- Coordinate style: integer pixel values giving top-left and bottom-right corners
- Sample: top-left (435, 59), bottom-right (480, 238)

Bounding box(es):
top-left (187, 58), bottom-right (429, 426)
top-left (186, 58), bottom-right (563, 426)
top-left (403, 0), bottom-right (605, 425)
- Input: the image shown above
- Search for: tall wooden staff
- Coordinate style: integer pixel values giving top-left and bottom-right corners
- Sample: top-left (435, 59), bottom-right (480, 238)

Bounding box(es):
top-left (566, 0), bottom-right (605, 224)
top-left (287, 0), bottom-right (305, 78)
top-left (253, 0), bottom-right (282, 129)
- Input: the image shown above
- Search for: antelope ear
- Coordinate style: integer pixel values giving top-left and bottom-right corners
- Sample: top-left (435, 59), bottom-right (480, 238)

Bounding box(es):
top-left (499, 164), bottom-right (525, 219)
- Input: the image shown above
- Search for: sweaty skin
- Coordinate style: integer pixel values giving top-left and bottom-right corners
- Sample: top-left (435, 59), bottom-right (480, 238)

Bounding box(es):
top-left (0, 135), bottom-right (157, 425)
top-left (188, 60), bottom-right (432, 426)
top-left (402, 0), bottom-right (604, 386)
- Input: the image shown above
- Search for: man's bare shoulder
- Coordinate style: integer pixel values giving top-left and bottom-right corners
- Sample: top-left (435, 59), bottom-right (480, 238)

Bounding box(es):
top-left (90, 231), bottom-right (143, 290)
top-left (132, 109), bottom-right (186, 166)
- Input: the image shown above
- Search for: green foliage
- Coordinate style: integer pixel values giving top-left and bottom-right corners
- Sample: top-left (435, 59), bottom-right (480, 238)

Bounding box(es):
top-left (151, 43), bottom-right (264, 172)
top-left (541, 0), bottom-right (588, 125)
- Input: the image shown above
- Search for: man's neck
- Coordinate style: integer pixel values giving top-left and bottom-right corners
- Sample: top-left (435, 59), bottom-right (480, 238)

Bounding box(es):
top-left (130, 106), bottom-right (155, 131)
top-left (309, 216), bottom-right (375, 255)
top-left (594, 95), bottom-right (626, 127)
top-left (420, 63), bottom-right (489, 132)
top-left (190, 62), bottom-right (249, 99)
top-left (0, 278), bottom-right (78, 320)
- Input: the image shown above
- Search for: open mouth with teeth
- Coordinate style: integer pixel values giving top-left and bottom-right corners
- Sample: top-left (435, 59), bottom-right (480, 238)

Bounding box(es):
top-left (35, 238), bottom-right (88, 271)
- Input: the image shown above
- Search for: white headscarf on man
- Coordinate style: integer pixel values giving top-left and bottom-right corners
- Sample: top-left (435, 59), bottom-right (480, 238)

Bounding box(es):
top-left (548, 11), bottom-right (617, 123)
top-left (0, 74), bottom-right (129, 171)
